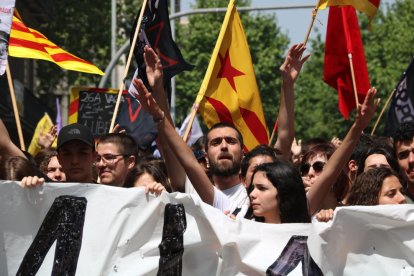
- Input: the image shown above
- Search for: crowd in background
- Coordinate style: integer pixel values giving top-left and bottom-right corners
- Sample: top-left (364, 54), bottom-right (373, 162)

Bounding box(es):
top-left (0, 43), bottom-right (412, 225)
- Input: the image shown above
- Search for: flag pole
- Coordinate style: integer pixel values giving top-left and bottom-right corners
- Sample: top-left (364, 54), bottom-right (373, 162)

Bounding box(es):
top-left (370, 88), bottom-right (395, 135)
top-left (303, 0), bottom-right (322, 45)
top-left (268, 118), bottom-right (279, 146)
top-left (6, 63), bottom-right (25, 151)
top-left (109, 0), bottom-right (148, 133)
top-left (348, 53), bottom-right (360, 109)
top-left (183, 104), bottom-right (199, 142)
top-left (183, 0), bottom-right (236, 141)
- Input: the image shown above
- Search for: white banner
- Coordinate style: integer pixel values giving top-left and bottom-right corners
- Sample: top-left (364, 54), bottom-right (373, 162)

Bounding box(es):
top-left (0, 0), bottom-right (15, 75)
top-left (0, 181), bottom-right (414, 275)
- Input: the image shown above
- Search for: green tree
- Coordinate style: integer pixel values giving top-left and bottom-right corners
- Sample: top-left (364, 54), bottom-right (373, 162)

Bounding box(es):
top-left (35, 0), bottom-right (141, 106)
top-left (175, 0), bottom-right (289, 130)
top-left (294, 0), bottom-right (414, 141)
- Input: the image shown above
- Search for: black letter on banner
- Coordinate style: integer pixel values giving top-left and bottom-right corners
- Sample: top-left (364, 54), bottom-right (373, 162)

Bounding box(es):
top-left (266, 235), bottom-right (323, 276)
top-left (17, 196), bottom-right (87, 276)
top-left (157, 204), bottom-right (187, 276)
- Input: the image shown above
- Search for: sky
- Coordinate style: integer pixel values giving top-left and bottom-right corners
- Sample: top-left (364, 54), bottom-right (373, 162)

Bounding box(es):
top-left (181, 0), bottom-right (396, 45)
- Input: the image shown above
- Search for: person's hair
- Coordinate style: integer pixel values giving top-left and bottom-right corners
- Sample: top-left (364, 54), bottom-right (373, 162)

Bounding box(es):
top-left (205, 122), bottom-right (243, 151)
top-left (124, 161), bottom-right (171, 192)
top-left (241, 145), bottom-right (278, 178)
top-left (301, 143), bottom-right (348, 201)
top-left (34, 149), bottom-right (58, 175)
top-left (347, 167), bottom-right (401, 206)
top-left (0, 156), bottom-right (37, 181)
top-left (302, 143), bottom-right (335, 163)
top-left (246, 161), bottom-right (310, 223)
top-left (393, 121), bottom-right (414, 147)
top-left (301, 137), bottom-right (329, 155)
top-left (97, 133), bottom-right (138, 159)
top-left (356, 145), bottom-right (400, 175)
top-left (191, 136), bottom-right (207, 152)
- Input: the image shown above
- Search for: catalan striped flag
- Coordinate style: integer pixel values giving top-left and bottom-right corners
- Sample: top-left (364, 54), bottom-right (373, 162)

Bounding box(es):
top-left (195, 0), bottom-right (268, 151)
top-left (317, 0), bottom-right (380, 20)
top-left (9, 15), bottom-right (104, 75)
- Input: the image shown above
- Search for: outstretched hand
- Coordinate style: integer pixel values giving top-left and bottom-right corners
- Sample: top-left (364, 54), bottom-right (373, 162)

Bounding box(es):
top-left (355, 87), bottom-right (380, 130)
top-left (132, 78), bottom-right (164, 121)
top-left (144, 46), bottom-right (163, 90)
top-left (38, 125), bottom-right (57, 149)
top-left (280, 43), bottom-right (310, 84)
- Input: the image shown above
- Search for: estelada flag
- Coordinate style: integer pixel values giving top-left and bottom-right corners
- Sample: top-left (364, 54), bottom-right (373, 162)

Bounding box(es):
top-left (317, 0), bottom-right (380, 20)
top-left (324, 6), bottom-right (370, 119)
top-left (9, 15), bottom-right (104, 75)
top-left (195, 0), bottom-right (268, 151)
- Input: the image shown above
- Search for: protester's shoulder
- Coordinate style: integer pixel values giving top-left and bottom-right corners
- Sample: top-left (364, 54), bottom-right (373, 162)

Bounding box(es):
top-left (404, 194), bottom-right (414, 204)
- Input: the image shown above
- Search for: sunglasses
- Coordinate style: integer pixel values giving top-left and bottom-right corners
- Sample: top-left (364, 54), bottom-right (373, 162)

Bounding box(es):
top-left (300, 161), bottom-right (326, 176)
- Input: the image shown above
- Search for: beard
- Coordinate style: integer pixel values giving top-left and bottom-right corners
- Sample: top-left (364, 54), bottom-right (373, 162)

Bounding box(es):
top-left (209, 158), bottom-right (241, 177)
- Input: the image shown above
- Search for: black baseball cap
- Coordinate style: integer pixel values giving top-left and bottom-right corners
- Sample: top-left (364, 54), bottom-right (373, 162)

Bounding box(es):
top-left (57, 124), bottom-right (95, 149)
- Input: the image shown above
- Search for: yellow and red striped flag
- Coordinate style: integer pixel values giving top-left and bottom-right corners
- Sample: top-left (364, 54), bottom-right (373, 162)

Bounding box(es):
top-left (317, 0), bottom-right (380, 20)
top-left (195, 0), bottom-right (268, 151)
top-left (9, 15), bottom-right (104, 75)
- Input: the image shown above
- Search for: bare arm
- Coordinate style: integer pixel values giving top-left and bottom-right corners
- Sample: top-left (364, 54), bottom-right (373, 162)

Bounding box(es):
top-left (133, 78), bottom-right (215, 204)
top-left (307, 88), bottom-right (380, 215)
top-left (0, 119), bottom-right (26, 159)
top-left (143, 46), bottom-right (187, 192)
top-left (274, 43), bottom-right (310, 161)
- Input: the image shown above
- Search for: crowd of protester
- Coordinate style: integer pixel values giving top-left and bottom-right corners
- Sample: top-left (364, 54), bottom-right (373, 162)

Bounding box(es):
top-left (0, 43), bottom-right (412, 226)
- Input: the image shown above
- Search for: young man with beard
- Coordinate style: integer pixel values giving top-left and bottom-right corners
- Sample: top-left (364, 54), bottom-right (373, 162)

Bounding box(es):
top-left (393, 122), bottom-right (414, 203)
top-left (132, 46), bottom-right (249, 216)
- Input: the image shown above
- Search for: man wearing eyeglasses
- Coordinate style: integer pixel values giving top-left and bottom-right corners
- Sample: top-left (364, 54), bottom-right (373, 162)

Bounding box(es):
top-left (95, 133), bottom-right (137, 187)
top-left (56, 124), bottom-right (96, 183)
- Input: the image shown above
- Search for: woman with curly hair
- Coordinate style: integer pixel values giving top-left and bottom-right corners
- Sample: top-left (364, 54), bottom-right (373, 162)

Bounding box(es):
top-left (347, 167), bottom-right (406, 205)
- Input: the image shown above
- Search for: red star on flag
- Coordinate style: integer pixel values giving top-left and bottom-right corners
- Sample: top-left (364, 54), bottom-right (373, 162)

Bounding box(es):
top-left (217, 49), bottom-right (245, 92)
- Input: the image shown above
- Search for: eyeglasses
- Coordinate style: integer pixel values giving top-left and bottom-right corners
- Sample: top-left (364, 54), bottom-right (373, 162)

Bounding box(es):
top-left (300, 161), bottom-right (326, 176)
top-left (95, 153), bottom-right (129, 164)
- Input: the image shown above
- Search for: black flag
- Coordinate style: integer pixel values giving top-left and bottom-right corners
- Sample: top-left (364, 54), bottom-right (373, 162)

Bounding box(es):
top-left (118, 0), bottom-right (193, 150)
top-left (385, 59), bottom-right (414, 136)
top-left (131, 0), bottom-right (193, 85)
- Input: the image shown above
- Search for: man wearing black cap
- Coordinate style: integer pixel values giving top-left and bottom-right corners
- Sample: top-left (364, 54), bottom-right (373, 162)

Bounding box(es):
top-left (57, 123), bottom-right (96, 183)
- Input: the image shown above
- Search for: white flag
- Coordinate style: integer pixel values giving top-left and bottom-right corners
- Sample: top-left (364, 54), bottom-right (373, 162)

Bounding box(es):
top-left (179, 112), bottom-right (203, 146)
top-left (0, 0), bottom-right (15, 75)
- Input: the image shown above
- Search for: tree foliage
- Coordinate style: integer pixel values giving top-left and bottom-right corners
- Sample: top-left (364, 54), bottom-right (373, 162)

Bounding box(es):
top-left (33, 0), bottom-right (414, 142)
top-left (34, 0), bottom-right (141, 105)
top-left (294, 0), bottom-right (414, 141)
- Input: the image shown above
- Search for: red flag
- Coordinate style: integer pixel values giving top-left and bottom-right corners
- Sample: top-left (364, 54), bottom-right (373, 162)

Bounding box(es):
top-left (324, 6), bottom-right (370, 119)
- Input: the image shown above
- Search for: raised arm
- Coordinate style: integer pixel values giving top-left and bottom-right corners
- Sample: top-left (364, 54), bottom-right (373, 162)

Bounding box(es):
top-left (132, 78), bottom-right (215, 204)
top-left (274, 43), bottom-right (310, 161)
top-left (0, 119), bottom-right (26, 159)
top-left (307, 88), bottom-right (380, 215)
top-left (143, 46), bottom-right (187, 192)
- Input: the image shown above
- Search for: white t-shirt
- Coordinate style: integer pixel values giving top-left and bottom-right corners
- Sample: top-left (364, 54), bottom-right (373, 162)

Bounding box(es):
top-left (185, 177), bottom-right (249, 218)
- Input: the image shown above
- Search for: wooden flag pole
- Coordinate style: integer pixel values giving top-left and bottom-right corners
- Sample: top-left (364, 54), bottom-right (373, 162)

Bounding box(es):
top-left (268, 118), bottom-right (279, 146)
top-left (109, 0), bottom-right (148, 133)
top-left (182, 104), bottom-right (199, 142)
top-left (348, 53), bottom-right (360, 109)
top-left (6, 63), bottom-right (25, 151)
top-left (370, 88), bottom-right (396, 135)
top-left (303, 0), bottom-right (322, 45)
